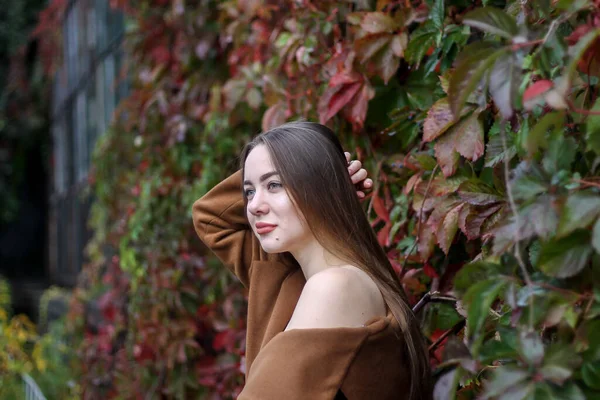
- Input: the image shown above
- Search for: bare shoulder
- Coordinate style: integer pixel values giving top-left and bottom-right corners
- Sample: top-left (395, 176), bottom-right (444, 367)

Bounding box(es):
top-left (284, 266), bottom-right (386, 331)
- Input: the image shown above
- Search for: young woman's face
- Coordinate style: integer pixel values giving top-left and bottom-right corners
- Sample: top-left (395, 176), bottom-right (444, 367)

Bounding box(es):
top-left (243, 145), bottom-right (311, 254)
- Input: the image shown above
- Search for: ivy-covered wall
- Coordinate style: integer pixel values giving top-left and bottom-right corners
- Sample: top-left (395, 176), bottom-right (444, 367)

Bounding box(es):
top-left (30, 0), bottom-right (600, 398)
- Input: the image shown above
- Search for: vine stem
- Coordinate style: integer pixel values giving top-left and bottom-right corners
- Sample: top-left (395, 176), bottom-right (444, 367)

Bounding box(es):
top-left (428, 319), bottom-right (466, 353)
top-left (499, 121), bottom-right (535, 329)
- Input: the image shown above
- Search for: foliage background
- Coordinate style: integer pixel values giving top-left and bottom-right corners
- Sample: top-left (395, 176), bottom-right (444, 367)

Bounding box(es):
top-left (30, 0), bottom-right (600, 398)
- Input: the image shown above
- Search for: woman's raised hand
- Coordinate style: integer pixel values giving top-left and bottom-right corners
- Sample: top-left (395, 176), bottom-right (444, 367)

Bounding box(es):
top-left (345, 152), bottom-right (373, 199)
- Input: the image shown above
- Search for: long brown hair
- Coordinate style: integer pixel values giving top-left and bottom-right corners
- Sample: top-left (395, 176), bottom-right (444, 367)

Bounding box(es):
top-left (240, 121), bottom-right (432, 400)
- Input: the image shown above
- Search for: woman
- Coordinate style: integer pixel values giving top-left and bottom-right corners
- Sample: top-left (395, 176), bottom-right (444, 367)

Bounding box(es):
top-left (192, 122), bottom-right (431, 400)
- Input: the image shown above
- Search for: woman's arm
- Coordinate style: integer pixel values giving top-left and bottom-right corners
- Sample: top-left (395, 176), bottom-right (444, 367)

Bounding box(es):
top-left (192, 170), bottom-right (264, 287)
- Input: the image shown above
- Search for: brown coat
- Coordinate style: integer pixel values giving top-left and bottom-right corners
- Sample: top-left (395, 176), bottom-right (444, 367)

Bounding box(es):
top-left (192, 170), bottom-right (411, 399)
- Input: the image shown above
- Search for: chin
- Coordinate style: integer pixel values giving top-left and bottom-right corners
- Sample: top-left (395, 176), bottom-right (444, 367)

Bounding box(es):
top-left (258, 238), bottom-right (288, 254)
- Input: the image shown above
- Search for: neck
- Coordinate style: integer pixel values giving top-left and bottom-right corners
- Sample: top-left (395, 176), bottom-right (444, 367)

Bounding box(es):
top-left (290, 238), bottom-right (348, 280)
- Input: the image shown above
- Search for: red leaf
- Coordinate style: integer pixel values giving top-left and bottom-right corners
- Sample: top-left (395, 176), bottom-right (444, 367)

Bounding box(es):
top-left (343, 82), bottom-right (374, 129)
top-left (377, 221), bottom-right (393, 247)
top-left (423, 98), bottom-right (458, 143)
top-left (436, 204), bottom-right (462, 254)
top-left (262, 103), bottom-right (287, 131)
top-left (433, 111), bottom-right (484, 177)
top-left (423, 263), bottom-right (439, 278)
top-left (355, 33), bottom-right (392, 63)
top-left (523, 80), bottom-right (553, 103)
top-left (325, 82), bottom-right (362, 123)
top-left (329, 70), bottom-right (362, 87)
top-left (418, 223), bottom-right (436, 261)
top-left (373, 194), bottom-right (390, 222)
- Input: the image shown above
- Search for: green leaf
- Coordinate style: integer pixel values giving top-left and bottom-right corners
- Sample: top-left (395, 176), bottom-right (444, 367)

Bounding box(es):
top-left (405, 21), bottom-right (439, 66)
top-left (454, 261), bottom-right (508, 296)
top-left (542, 135), bottom-right (577, 175)
top-left (457, 179), bottom-right (503, 206)
top-left (489, 52), bottom-right (522, 120)
top-left (538, 231), bottom-right (592, 278)
top-left (431, 0), bottom-right (445, 29)
top-left (540, 344), bottom-right (581, 384)
top-left (525, 112), bottom-right (565, 156)
top-left (463, 278), bottom-right (507, 354)
top-left (463, 7), bottom-right (519, 39)
top-left (448, 44), bottom-right (505, 119)
top-left (547, 382), bottom-right (586, 400)
top-left (582, 360), bottom-right (600, 390)
top-left (557, 191), bottom-right (600, 237)
top-left (433, 368), bottom-right (461, 399)
top-left (586, 98), bottom-right (600, 154)
top-left (482, 366), bottom-right (530, 398)
top-left (480, 339), bottom-right (518, 363)
top-left (592, 219), bottom-right (600, 254)
top-left (510, 164), bottom-right (548, 201)
top-left (518, 330), bottom-right (544, 366)
top-left (485, 129), bottom-right (517, 168)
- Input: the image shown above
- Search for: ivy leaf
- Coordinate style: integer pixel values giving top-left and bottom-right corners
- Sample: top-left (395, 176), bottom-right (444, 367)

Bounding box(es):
top-left (460, 204), bottom-right (504, 240)
top-left (518, 330), bottom-right (544, 366)
top-left (557, 191), bottom-right (600, 237)
top-left (437, 204), bottom-right (462, 254)
top-left (434, 111), bottom-right (485, 177)
top-left (423, 98), bottom-right (464, 142)
top-left (525, 111), bottom-right (565, 156)
top-left (582, 361), bottom-right (600, 390)
top-left (448, 44), bottom-right (505, 119)
top-left (454, 261), bottom-right (510, 297)
top-left (540, 344), bottom-right (581, 384)
top-left (457, 179), bottom-right (503, 206)
top-left (481, 366), bottom-right (530, 399)
top-left (485, 130), bottom-right (517, 167)
top-left (510, 163), bottom-right (548, 201)
top-left (431, 0), bottom-right (445, 30)
top-left (374, 43), bottom-right (400, 84)
top-left (391, 32), bottom-right (408, 57)
top-left (418, 222), bottom-right (436, 261)
top-left (542, 135), bottom-right (577, 175)
top-left (538, 231), bottom-right (592, 278)
top-left (405, 21), bottom-right (439, 66)
top-left (262, 103), bottom-right (287, 131)
top-left (355, 33), bottom-right (392, 62)
top-left (489, 52), bottom-right (522, 120)
top-left (323, 82), bottom-right (362, 122)
top-left (463, 278), bottom-right (507, 354)
top-left (433, 368), bottom-right (461, 400)
top-left (360, 12), bottom-right (398, 34)
top-left (463, 7), bottom-right (519, 40)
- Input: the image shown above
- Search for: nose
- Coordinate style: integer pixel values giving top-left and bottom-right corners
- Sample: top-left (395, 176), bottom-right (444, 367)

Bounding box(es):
top-left (247, 189), bottom-right (269, 216)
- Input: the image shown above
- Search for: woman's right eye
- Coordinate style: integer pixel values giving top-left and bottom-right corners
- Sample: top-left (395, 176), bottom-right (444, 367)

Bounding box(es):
top-left (244, 189), bottom-right (255, 198)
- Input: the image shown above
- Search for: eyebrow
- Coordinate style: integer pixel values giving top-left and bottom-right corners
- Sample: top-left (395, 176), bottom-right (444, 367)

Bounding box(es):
top-left (243, 171), bottom-right (280, 186)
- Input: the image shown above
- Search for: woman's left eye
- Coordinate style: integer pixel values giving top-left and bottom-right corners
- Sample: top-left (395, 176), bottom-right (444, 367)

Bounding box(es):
top-left (268, 182), bottom-right (282, 190)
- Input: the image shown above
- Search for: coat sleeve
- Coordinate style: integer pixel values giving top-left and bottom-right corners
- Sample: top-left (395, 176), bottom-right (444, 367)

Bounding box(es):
top-left (192, 170), bottom-right (266, 287)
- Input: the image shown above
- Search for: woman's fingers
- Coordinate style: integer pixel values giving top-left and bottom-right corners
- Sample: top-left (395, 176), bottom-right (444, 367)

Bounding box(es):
top-left (350, 168), bottom-right (368, 185)
top-left (348, 159), bottom-right (362, 175)
top-left (345, 152), bottom-right (372, 197)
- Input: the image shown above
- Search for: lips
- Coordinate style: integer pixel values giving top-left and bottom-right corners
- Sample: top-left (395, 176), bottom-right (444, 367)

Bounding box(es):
top-left (255, 222), bottom-right (277, 234)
